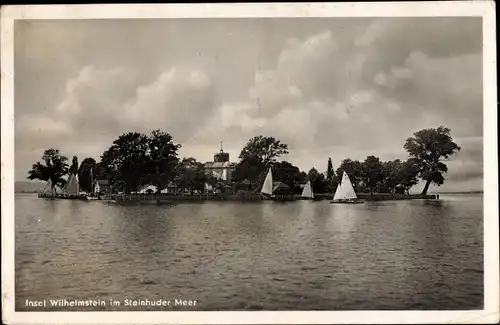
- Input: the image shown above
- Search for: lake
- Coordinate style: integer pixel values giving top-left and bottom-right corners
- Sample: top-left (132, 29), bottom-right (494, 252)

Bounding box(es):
top-left (14, 193), bottom-right (483, 311)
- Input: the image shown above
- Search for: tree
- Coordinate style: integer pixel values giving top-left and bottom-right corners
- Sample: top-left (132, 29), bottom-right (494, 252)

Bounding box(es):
top-left (272, 161), bottom-right (303, 191)
top-left (95, 160), bottom-right (115, 189)
top-left (206, 173), bottom-right (218, 188)
top-left (69, 156), bottom-right (79, 175)
top-left (299, 171), bottom-right (308, 183)
top-left (100, 132), bottom-right (150, 194)
top-left (233, 136), bottom-right (289, 189)
top-left (27, 149), bottom-right (69, 194)
top-left (99, 130), bottom-right (181, 194)
top-left (336, 159), bottom-right (363, 191)
top-left (381, 159), bottom-right (402, 193)
top-left (174, 157), bottom-right (207, 195)
top-left (78, 157), bottom-right (97, 192)
top-left (192, 169), bottom-right (209, 194)
top-left (307, 167), bottom-right (320, 186)
top-left (232, 154), bottom-right (266, 186)
top-left (238, 136), bottom-right (289, 167)
top-left (307, 168), bottom-right (328, 193)
top-left (326, 157), bottom-right (336, 192)
top-left (397, 159), bottom-right (420, 195)
top-left (404, 126), bottom-right (461, 195)
top-left (142, 130), bottom-right (181, 193)
top-left (361, 155), bottom-right (384, 195)
top-left (179, 157), bottom-right (198, 169)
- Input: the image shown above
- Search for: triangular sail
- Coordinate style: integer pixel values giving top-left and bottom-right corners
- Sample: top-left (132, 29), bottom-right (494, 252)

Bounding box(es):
top-left (65, 175), bottom-right (73, 195)
top-left (301, 180), bottom-right (314, 199)
top-left (66, 174), bottom-right (79, 196)
top-left (63, 176), bottom-right (70, 192)
top-left (333, 171), bottom-right (357, 201)
top-left (42, 179), bottom-right (52, 194)
top-left (261, 168), bottom-right (273, 195)
top-left (94, 181), bottom-right (100, 194)
top-left (74, 175), bottom-right (80, 195)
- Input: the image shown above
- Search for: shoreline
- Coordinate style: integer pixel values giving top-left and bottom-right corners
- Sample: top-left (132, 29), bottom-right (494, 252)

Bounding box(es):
top-left (35, 192), bottom-right (439, 203)
top-left (103, 193), bottom-right (438, 204)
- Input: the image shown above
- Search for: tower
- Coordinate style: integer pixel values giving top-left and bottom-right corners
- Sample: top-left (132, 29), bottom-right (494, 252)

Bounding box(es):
top-left (214, 141), bottom-right (229, 162)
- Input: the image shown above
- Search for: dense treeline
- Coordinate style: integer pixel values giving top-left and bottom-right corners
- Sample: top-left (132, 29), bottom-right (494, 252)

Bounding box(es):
top-left (28, 126), bottom-right (460, 196)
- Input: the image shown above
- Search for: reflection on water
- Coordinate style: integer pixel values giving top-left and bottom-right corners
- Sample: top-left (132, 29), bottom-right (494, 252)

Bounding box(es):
top-left (329, 205), bottom-right (362, 238)
top-left (15, 193), bottom-right (483, 311)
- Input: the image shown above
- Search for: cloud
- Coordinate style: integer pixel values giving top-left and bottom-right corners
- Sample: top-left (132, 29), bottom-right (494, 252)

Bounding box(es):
top-left (355, 17), bottom-right (481, 58)
top-left (50, 65), bottom-right (216, 142)
top-left (15, 115), bottom-right (73, 158)
top-left (126, 67), bottom-right (215, 140)
top-left (18, 115), bottom-right (72, 136)
top-left (54, 66), bottom-right (138, 136)
top-left (15, 64), bottom-right (217, 177)
top-left (196, 22), bottom-right (482, 191)
top-left (201, 27), bottom-right (450, 151)
top-left (15, 18), bottom-right (483, 192)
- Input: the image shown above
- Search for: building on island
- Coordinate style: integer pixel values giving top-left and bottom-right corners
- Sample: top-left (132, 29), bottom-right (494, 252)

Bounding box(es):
top-left (204, 143), bottom-right (236, 182)
top-left (93, 180), bottom-right (111, 194)
top-left (137, 182), bottom-right (178, 194)
top-left (273, 181), bottom-right (292, 195)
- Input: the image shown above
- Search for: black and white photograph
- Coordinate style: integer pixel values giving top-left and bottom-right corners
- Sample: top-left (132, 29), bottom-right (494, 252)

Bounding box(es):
top-left (1, 2), bottom-right (498, 324)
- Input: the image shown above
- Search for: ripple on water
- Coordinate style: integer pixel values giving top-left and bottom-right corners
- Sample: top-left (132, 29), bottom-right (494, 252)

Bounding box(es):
top-left (15, 195), bottom-right (484, 310)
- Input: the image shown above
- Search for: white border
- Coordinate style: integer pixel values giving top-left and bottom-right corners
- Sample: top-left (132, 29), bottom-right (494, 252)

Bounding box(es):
top-left (1, 2), bottom-right (498, 324)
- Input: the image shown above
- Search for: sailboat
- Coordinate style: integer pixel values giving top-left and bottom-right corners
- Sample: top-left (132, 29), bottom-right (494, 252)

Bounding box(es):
top-left (260, 168), bottom-right (274, 199)
top-left (38, 179), bottom-right (54, 198)
top-left (301, 180), bottom-right (314, 200)
top-left (330, 171), bottom-right (364, 204)
top-left (64, 173), bottom-right (80, 199)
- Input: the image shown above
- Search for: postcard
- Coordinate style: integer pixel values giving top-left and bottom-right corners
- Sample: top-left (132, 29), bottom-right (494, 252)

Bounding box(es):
top-left (1, 2), bottom-right (498, 324)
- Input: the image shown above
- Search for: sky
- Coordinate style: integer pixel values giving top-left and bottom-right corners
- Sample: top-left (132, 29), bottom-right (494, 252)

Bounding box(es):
top-left (14, 17), bottom-right (483, 192)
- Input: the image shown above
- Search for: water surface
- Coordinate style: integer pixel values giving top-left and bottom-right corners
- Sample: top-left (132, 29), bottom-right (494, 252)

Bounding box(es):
top-left (15, 193), bottom-right (483, 311)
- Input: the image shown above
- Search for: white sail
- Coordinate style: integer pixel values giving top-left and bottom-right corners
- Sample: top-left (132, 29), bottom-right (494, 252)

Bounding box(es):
top-left (65, 174), bottom-right (79, 196)
top-left (333, 171), bottom-right (357, 201)
top-left (261, 168), bottom-right (273, 195)
top-left (63, 175), bottom-right (70, 194)
top-left (65, 174), bottom-right (73, 195)
top-left (63, 176), bottom-right (69, 192)
top-left (74, 174), bottom-right (80, 195)
top-left (41, 179), bottom-right (52, 194)
top-left (94, 181), bottom-right (101, 194)
top-left (301, 180), bottom-right (314, 199)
